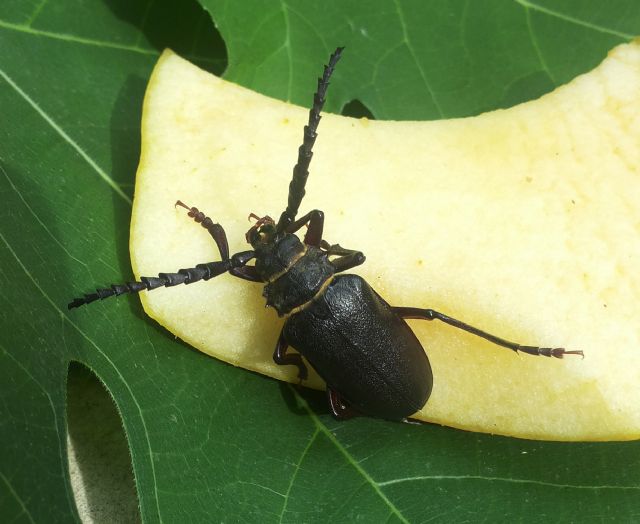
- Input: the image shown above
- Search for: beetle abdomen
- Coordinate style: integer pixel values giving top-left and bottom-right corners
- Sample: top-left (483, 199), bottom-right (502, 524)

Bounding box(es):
top-left (284, 274), bottom-right (433, 420)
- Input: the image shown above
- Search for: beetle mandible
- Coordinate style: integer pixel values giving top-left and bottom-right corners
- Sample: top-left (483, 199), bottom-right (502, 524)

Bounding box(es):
top-left (69, 48), bottom-right (583, 421)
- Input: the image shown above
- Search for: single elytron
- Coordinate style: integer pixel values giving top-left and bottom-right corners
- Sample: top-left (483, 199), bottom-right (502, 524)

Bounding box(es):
top-left (70, 48), bottom-right (582, 421)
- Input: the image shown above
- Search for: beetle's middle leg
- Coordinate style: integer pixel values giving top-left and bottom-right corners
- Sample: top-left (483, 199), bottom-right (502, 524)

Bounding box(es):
top-left (285, 210), bottom-right (366, 272)
top-left (273, 330), bottom-right (308, 381)
top-left (393, 307), bottom-right (583, 359)
top-left (175, 201), bottom-right (229, 260)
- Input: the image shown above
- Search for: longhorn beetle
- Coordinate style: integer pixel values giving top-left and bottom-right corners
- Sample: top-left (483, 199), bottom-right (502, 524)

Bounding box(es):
top-left (70, 48), bottom-right (583, 421)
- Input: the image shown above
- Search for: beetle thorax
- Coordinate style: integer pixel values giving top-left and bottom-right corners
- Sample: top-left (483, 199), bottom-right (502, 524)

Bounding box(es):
top-left (253, 233), bottom-right (306, 282)
top-left (254, 233), bottom-right (335, 317)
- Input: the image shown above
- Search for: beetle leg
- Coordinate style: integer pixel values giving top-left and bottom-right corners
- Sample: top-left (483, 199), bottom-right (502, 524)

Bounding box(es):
top-left (321, 242), bottom-right (366, 273)
top-left (273, 330), bottom-right (308, 381)
top-left (326, 388), bottom-right (358, 420)
top-left (176, 201), bottom-right (262, 283)
top-left (392, 307), bottom-right (583, 359)
top-left (229, 266), bottom-right (262, 282)
top-left (175, 201), bottom-right (229, 261)
top-left (286, 209), bottom-right (325, 247)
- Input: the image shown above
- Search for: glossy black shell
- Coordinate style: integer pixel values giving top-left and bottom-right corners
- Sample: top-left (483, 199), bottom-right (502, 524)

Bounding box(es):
top-left (284, 274), bottom-right (433, 420)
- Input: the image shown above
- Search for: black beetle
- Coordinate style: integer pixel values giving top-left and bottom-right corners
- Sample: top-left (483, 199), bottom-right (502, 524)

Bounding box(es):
top-left (69, 48), bottom-right (582, 421)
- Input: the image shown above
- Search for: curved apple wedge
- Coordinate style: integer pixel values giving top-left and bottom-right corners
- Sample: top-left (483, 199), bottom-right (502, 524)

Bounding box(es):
top-left (131, 42), bottom-right (640, 441)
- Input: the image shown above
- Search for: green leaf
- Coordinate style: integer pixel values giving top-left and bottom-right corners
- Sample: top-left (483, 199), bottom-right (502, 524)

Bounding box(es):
top-left (1, 1), bottom-right (639, 522)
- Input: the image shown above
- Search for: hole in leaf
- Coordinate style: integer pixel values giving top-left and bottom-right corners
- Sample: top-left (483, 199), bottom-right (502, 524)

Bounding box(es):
top-left (66, 361), bottom-right (141, 523)
top-left (104, 0), bottom-right (227, 75)
top-left (341, 99), bottom-right (375, 120)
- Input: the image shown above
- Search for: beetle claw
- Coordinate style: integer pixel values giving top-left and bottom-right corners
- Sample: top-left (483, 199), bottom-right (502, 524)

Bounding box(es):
top-left (552, 348), bottom-right (584, 359)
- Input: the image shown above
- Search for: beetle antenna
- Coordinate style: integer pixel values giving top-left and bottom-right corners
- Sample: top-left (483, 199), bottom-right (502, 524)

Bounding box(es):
top-left (276, 46), bottom-right (344, 232)
top-left (68, 251), bottom-right (255, 309)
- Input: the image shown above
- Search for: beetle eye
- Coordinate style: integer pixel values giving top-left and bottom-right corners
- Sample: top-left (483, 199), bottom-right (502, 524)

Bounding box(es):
top-left (258, 226), bottom-right (274, 243)
top-left (246, 227), bottom-right (259, 244)
top-left (257, 224), bottom-right (275, 242)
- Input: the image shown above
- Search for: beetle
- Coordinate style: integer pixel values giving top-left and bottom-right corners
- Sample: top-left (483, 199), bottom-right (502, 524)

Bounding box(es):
top-left (69, 47), bottom-right (582, 421)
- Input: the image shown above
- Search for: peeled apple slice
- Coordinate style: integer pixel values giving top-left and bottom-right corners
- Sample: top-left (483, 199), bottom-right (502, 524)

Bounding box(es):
top-left (131, 42), bottom-right (640, 441)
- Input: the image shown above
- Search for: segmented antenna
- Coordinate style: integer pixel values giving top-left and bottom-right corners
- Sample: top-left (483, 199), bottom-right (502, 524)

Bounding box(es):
top-left (276, 47), bottom-right (344, 232)
top-left (68, 251), bottom-right (255, 309)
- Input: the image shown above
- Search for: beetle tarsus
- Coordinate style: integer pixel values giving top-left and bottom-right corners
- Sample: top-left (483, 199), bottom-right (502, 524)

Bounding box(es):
top-left (517, 346), bottom-right (584, 359)
top-left (561, 349), bottom-right (585, 359)
top-left (176, 200), bottom-right (230, 261)
top-left (327, 388), bottom-right (358, 420)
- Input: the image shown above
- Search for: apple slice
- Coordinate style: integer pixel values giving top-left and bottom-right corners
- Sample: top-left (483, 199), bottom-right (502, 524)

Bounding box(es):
top-left (131, 42), bottom-right (640, 441)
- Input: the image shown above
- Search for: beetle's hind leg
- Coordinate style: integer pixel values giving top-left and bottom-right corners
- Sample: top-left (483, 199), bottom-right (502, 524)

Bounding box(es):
top-left (327, 388), bottom-right (359, 420)
top-left (393, 307), bottom-right (583, 359)
top-left (273, 330), bottom-right (308, 381)
top-left (321, 241), bottom-right (366, 273)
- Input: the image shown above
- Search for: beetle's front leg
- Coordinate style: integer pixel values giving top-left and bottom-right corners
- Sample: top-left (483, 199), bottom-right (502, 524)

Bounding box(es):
top-left (273, 329), bottom-right (308, 381)
top-left (321, 241), bottom-right (366, 273)
top-left (176, 201), bottom-right (263, 283)
top-left (393, 307), bottom-right (583, 359)
top-left (175, 200), bottom-right (229, 260)
top-left (285, 209), bottom-right (325, 246)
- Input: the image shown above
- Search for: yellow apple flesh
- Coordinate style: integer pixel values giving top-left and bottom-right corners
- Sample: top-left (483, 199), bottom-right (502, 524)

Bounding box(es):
top-left (131, 42), bottom-right (640, 441)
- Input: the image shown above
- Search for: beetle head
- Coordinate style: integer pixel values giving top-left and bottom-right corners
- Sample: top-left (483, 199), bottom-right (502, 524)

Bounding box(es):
top-left (246, 214), bottom-right (277, 247)
top-left (248, 214), bottom-right (305, 282)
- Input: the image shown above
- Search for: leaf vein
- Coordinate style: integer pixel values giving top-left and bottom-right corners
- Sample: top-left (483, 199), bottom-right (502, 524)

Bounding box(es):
top-left (0, 424), bottom-right (42, 523)
top-left (514, 0), bottom-right (635, 39)
top-left (377, 474), bottom-right (640, 491)
top-left (280, 0), bottom-right (293, 102)
top-left (0, 19), bottom-right (156, 55)
top-left (523, 2), bottom-right (556, 84)
top-left (25, 0), bottom-right (48, 27)
top-left (293, 387), bottom-right (410, 524)
top-left (279, 427), bottom-right (319, 523)
top-left (0, 67), bottom-right (132, 205)
top-left (0, 164), bottom-right (90, 270)
top-left (393, 0), bottom-right (444, 118)
top-left (135, 0), bottom-right (155, 48)
top-left (1, 341), bottom-right (76, 519)
top-left (0, 232), bottom-right (163, 522)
